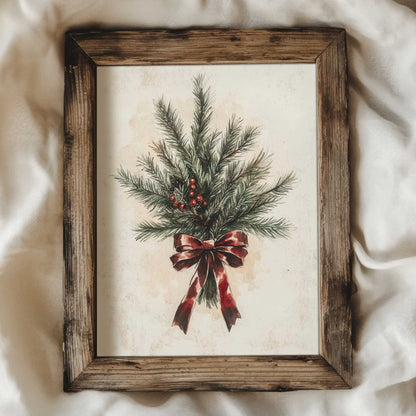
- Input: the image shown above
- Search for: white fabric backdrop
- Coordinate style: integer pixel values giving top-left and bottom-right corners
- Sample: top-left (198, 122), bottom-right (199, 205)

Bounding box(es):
top-left (0, 0), bottom-right (415, 414)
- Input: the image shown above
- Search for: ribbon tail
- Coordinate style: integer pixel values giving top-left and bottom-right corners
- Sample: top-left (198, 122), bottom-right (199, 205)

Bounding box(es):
top-left (212, 255), bottom-right (241, 331)
top-left (173, 255), bottom-right (209, 334)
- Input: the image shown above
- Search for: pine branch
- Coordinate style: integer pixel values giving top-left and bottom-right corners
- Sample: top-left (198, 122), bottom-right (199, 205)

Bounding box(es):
top-left (220, 171), bottom-right (296, 231)
top-left (209, 119), bottom-right (260, 203)
top-left (221, 216), bottom-right (291, 239)
top-left (218, 123), bottom-right (259, 165)
top-left (217, 115), bottom-right (243, 167)
top-left (262, 171), bottom-right (297, 199)
top-left (151, 207), bottom-right (213, 240)
top-left (209, 151), bottom-right (271, 213)
top-left (136, 153), bottom-right (171, 193)
top-left (227, 151), bottom-right (271, 185)
top-left (155, 98), bottom-right (190, 163)
top-left (220, 175), bottom-right (259, 216)
top-left (200, 130), bottom-right (221, 175)
top-left (134, 220), bottom-right (183, 241)
top-left (116, 75), bottom-right (296, 243)
top-left (243, 171), bottom-right (296, 211)
top-left (191, 74), bottom-right (213, 153)
top-left (151, 140), bottom-right (187, 182)
top-left (114, 167), bottom-right (171, 212)
top-left (187, 74), bottom-right (225, 194)
top-left (206, 151), bottom-right (272, 237)
top-left (198, 269), bottom-right (218, 308)
top-left (232, 126), bottom-right (260, 159)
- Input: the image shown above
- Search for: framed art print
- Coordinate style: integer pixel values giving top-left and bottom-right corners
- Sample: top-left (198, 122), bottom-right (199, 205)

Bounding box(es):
top-left (64, 29), bottom-right (352, 391)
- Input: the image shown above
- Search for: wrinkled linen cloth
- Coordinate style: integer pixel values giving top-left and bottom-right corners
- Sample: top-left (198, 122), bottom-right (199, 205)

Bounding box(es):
top-left (1, 0), bottom-right (416, 414)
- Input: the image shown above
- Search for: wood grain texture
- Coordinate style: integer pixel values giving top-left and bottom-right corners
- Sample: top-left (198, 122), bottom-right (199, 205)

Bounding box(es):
top-left (68, 356), bottom-right (349, 392)
top-left (71, 28), bottom-right (340, 65)
top-left (63, 34), bottom-right (96, 390)
top-left (63, 28), bottom-right (351, 392)
top-left (317, 30), bottom-right (352, 385)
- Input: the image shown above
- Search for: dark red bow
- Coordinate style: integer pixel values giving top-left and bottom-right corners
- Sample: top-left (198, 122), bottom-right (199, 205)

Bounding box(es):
top-left (170, 230), bottom-right (248, 334)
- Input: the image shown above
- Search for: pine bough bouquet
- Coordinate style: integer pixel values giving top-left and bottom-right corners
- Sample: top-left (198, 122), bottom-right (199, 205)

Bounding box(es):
top-left (115, 75), bottom-right (295, 334)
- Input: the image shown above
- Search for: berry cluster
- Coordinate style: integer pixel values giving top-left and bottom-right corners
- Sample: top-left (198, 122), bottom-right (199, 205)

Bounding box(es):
top-left (169, 193), bottom-right (187, 210)
top-left (188, 178), bottom-right (207, 208)
top-left (169, 178), bottom-right (207, 211)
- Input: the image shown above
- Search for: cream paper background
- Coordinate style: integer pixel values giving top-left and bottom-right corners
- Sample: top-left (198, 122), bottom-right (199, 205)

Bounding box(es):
top-left (96, 64), bottom-right (318, 356)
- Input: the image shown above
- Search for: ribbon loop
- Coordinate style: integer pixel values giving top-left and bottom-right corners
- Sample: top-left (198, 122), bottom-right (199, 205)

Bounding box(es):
top-left (170, 231), bottom-right (248, 334)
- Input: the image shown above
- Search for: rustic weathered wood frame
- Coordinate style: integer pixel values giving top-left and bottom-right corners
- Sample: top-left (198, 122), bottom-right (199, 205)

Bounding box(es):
top-left (64, 28), bottom-right (351, 392)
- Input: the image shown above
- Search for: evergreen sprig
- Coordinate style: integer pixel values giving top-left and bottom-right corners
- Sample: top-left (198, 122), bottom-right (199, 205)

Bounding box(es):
top-left (116, 74), bottom-right (295, 244)
top-left (114, 167), bottom-right (172, 213)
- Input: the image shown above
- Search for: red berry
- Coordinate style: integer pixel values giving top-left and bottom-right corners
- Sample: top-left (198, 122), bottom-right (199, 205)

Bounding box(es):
top-left (189, 178), bottom-right (196, 185)
top-left (183, 205), bottom-right (188, 210)
top-left (188, 191), bottom-right (195, 197)
top-left (202, 201), bottom-right (208, 207)
top-left (179, 203), bottom-right (185, 210)
top-left (196, 194), bottom-right (203, 202)
top-left (169, 194), bottom-right (175, 201)
top-left (189, 184), bottom-right (196, 191)
top-left (190, 199), bottom-right (197, 207)
top-left (173, 201), bottom-right (179, 207)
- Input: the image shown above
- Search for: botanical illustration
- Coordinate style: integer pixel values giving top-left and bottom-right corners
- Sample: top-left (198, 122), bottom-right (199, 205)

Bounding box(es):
top-left (115, 75), bottom-right (295, 334)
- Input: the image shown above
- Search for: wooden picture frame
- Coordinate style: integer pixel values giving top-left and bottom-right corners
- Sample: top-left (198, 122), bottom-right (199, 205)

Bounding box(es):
top-left (63, 28), bottom-right (351, 391)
